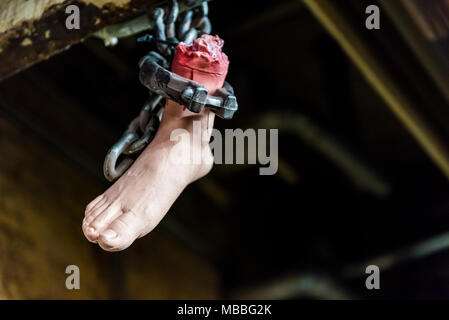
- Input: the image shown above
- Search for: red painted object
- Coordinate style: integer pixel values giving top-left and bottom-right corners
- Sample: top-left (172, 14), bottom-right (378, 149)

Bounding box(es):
top-left (172, 34), bottom-right (229, 95)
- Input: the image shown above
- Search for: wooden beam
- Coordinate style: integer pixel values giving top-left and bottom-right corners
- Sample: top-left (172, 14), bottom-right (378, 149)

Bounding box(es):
top-left (304, 0), bottom-right (449, 181)
top-left (0, 0), bottom-right (157, 81)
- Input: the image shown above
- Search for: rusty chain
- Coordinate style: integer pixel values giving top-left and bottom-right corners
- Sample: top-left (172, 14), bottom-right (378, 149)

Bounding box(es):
top-left (104, 0), bottom-right (213, 182)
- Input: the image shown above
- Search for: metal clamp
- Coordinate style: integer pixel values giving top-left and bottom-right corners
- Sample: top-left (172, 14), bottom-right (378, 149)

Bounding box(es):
top-left (139, 51), bottom-right (238, 119)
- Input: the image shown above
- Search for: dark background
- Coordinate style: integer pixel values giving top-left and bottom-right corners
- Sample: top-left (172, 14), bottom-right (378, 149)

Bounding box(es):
top-left (2, 0), bottom-right (449, 299)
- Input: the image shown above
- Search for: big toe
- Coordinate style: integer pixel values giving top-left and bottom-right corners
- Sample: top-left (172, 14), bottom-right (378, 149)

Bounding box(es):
top-left (98, 210), bottom-right (148, 252)
top-left (82, 201), bottom-right (120, 243)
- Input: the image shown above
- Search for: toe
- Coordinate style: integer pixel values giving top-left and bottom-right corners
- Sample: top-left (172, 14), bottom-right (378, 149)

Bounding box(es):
top-left (98, 210), bottom-right (148, 252)
top-left (83, 201), bottom-right (109, 227)
top-left (83, 226), bottom-right (98, 243)
top-left (89, 203), bottom-right (123, 235)
top-left (82, 201), bottom-right (114, 243)
top-left (85, 195), bottom-right (105, 216)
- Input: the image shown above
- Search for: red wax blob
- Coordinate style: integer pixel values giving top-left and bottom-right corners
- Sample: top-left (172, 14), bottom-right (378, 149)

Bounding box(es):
top-left (171, 34), bottom-right (229, 94)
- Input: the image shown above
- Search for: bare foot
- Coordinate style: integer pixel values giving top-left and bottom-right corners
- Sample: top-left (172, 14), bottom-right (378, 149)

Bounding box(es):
top-left (83, 35), bottom-right (229, 252)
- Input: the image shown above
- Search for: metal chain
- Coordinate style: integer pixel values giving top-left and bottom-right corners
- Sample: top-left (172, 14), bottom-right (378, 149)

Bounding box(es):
top-left (104, 0), bottom-right (212, 182)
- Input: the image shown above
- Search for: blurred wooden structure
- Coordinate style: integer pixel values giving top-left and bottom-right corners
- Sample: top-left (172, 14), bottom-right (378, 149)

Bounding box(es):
top-left (0, 0), bottom-right (157, 80)
top-left (304, 0), bottom-right (449, 181)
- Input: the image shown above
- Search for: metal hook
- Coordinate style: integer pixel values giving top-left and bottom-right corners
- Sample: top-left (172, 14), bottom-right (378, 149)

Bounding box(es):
top-left (103, 130), bottom-right (139, 182)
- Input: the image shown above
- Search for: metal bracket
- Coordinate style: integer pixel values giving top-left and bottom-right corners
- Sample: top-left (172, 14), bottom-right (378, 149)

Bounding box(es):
top-left (139, 51), bottom-right (238, 119)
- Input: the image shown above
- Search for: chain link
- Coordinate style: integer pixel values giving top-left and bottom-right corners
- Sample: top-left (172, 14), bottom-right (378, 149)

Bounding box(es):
top-left (104, 0), bottom-right (212, 181)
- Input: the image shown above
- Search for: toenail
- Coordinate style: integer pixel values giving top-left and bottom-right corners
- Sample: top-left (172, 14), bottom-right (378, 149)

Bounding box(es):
top-left (102, 229), bottom-right (117, 239)
top-left (87, 227), bottom-right (96, 234)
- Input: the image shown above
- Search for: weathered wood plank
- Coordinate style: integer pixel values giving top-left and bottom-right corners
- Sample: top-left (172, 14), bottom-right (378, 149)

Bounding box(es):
top-left (0, 0), bottom-right (156, 80)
